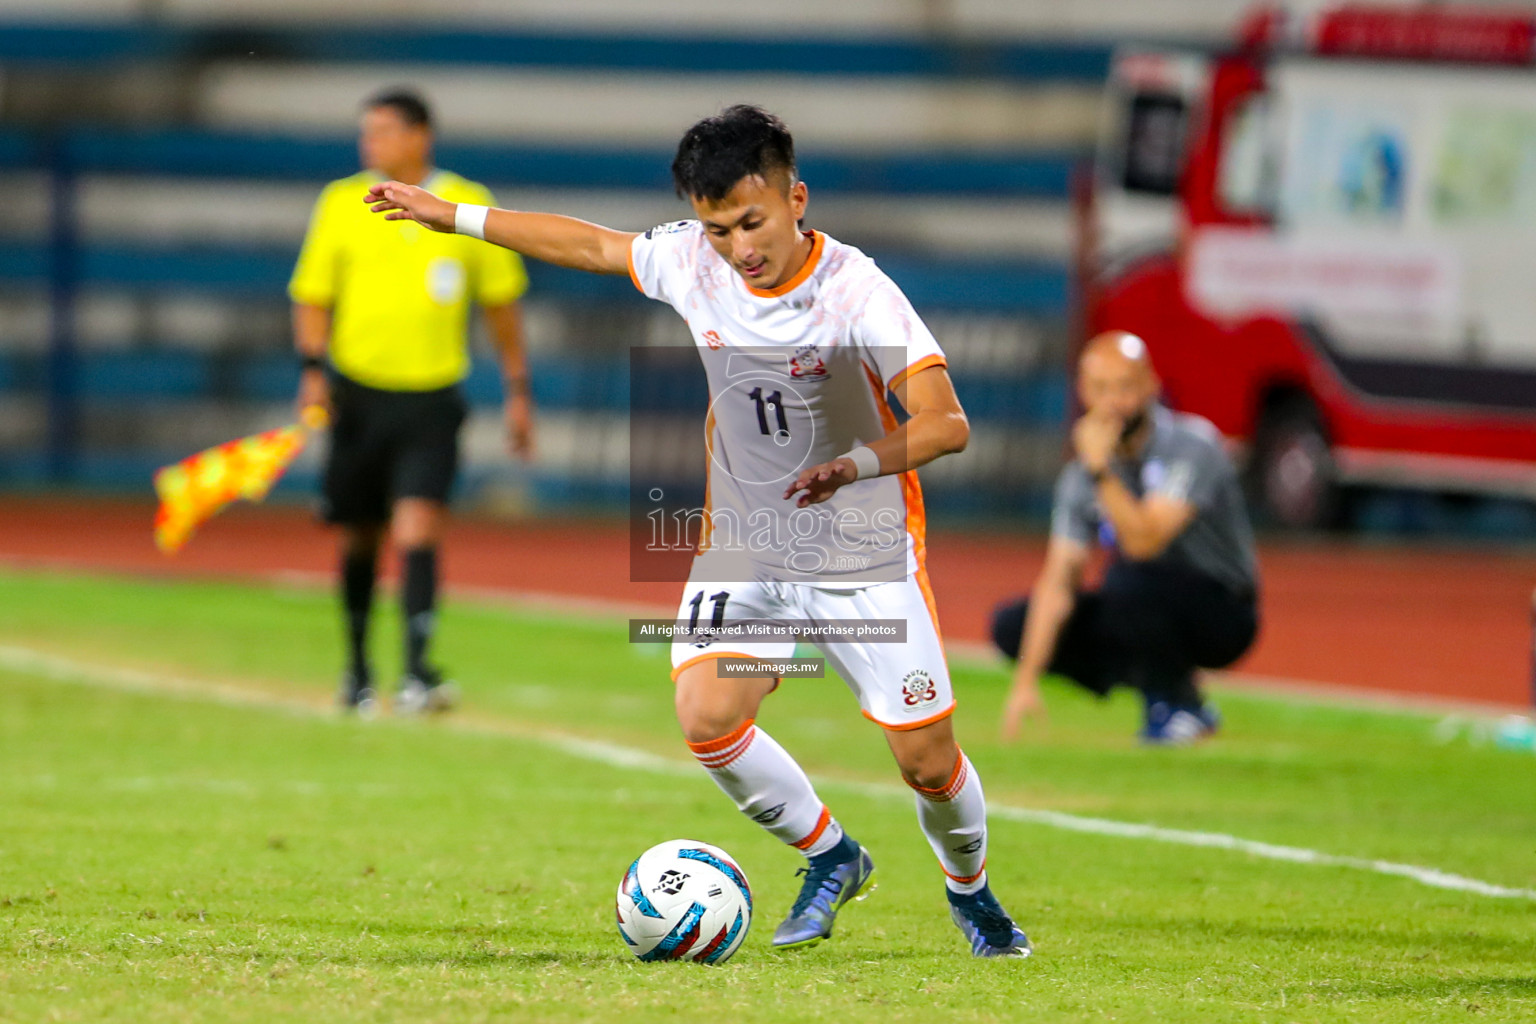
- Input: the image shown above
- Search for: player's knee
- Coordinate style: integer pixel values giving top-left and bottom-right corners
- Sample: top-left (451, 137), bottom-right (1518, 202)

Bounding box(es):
top-left (899, 761), bottom-right (953, 792)
top-left (674, 661), bottom-right (776, 744)
top-left (675, 701), bottom-right (751, 746)
top-left (674, 680), bottom-right (748, 745)
top-left (893, 740), bottom-right (960, 792)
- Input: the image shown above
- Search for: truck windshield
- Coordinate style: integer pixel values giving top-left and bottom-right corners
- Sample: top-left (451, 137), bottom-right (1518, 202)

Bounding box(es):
top-left (1218, 95), bottom-right (1278, 217)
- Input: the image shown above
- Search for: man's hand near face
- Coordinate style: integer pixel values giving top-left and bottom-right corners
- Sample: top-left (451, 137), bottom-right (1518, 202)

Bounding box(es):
top-left (1072, 411), bottom-right (1122, 474)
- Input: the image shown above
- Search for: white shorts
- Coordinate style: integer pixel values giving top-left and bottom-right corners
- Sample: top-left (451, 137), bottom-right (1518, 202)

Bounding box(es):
top-left (669, 571), bottom-right (954, 731)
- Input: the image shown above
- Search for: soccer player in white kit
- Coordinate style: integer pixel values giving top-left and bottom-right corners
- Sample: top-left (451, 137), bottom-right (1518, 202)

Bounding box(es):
top-left (366, 105), bottom-right (1031, 958)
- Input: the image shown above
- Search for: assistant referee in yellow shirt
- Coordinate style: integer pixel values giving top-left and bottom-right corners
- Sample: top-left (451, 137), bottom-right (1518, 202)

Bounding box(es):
top-left (290, 88), bottom-right (532, 714)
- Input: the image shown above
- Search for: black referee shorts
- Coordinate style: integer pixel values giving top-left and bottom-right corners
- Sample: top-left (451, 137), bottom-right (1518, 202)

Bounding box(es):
top-left (321, 372), bottom-right (468, 525)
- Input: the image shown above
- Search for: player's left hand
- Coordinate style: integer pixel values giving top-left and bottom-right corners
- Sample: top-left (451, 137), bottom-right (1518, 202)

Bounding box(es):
top-left (1072, 412), bottom-right (1121, 474)
top-left (505, 394), bottom-right (535, 460)
top-left (783, 459), bottom-right (857, 507)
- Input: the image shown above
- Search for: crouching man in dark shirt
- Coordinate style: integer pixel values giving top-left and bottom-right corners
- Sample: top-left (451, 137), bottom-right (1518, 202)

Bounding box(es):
top-left (993, 331), bottom-right (1260, 745)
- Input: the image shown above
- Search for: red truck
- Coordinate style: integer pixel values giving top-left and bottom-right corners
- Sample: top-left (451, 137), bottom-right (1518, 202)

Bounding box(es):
top-left (1080, 3), bottom-right (1536, 526)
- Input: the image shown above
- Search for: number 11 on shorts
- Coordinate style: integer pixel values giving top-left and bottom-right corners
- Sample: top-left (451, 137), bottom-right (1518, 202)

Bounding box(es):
top-left (688, 590), bottom-right (730, 631)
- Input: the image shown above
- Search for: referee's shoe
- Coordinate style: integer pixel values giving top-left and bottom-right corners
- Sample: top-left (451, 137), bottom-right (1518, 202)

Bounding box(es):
top-left (397, 670), bottom-right (460, 714)
top-left (338, 671), bottom-right (379, 717)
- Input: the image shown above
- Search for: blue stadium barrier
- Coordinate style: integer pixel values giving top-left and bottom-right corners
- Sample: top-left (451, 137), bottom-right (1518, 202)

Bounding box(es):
top-left (463, 356), bottom-right (632, 411)
top-left (0, 450), bottom-right (1056, 518)
top-left (0, 23), bottom-right (1113, 82)
top-left (0, 131), bottom-right (41, 167)
top-left (0, 350), bottom-right (1067, 428)
top-left (950, 369), bottom-right (1069, 425)
top-left (77, 351), bottom-right (210, 400)
top-left (0, 352), bottom-right (25, 391)
top-left (0, 242), bottom-right (46, 279)
top-left (0, 129), bottom-right (1080, 199)
top-left (0, 240), bottom-right (1069, 314)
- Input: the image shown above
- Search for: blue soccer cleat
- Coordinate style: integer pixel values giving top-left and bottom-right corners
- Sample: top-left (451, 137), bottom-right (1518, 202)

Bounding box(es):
top-left (947, 885), bottom-right (1032, 958)
top-left (771, 845), bottom-right (877, 949)
top-left (1141, 700), bottom-right (1221, 746)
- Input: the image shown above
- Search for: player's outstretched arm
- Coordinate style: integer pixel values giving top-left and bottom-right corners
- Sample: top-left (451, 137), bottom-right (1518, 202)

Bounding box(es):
top-left (365, 181), bottom-right (637, 275)
top-left (783, 365), bottom-right (968, 507)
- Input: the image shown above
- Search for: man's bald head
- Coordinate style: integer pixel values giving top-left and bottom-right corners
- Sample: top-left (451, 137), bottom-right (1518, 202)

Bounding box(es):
top-left (1077, 330), bottom-right (1159, 428)
top-left (1081, 330), bottom-right (1153, 379)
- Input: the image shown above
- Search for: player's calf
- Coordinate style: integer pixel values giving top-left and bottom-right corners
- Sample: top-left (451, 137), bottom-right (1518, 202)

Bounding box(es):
top-left (906, 748), bottom-right (989, 893)
top-left (677, 660), bottom-right (874, 948)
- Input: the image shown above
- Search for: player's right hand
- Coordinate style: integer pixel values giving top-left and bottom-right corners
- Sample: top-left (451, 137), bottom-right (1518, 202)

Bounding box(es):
top-left (365, 181), bottom-right (455, 234)
top-left (296, 366), bottom-right (330, 422)
top-left (1071, 410), bottom-right (1120, 475)
top-left (783, 458), bottom-right (858, 507)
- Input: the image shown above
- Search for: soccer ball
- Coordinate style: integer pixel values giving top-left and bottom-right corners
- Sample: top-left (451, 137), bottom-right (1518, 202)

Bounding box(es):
top-left (615, 839), bottom-right (753, 964)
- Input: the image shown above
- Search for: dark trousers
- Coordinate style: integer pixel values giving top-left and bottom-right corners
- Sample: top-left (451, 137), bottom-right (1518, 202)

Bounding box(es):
top-left (990, 560), bottom-right (1259, 707)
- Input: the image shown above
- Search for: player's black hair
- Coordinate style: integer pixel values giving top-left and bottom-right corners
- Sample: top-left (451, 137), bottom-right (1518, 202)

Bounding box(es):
top-left (671, 105), bottom-right (798, 201)
top-left (365, 87), bottom-right (434, 130)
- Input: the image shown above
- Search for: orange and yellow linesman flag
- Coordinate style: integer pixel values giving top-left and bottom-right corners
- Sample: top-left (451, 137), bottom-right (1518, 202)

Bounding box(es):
top-left (153, 406), bottom-right (329, 554)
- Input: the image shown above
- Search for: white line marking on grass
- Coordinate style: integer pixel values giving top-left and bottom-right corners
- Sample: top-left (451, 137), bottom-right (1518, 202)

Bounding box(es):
top-left (0, 644), bottom-right (324, 715)
top-left (8, 559), bottom-right (1527, 717)
top-left (958, 804), bottom-right (1536, 901)
top-left (4, 643), bottom-right (1534, 903)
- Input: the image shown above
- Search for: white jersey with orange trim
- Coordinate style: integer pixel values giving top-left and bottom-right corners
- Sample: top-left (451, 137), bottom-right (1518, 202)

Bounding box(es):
top-left (628, 220), bottom-right (947, 587)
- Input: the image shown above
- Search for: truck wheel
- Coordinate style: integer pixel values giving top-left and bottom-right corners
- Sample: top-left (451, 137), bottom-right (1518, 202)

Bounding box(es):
top-left (1250, 396), bottom-right (1339, 529)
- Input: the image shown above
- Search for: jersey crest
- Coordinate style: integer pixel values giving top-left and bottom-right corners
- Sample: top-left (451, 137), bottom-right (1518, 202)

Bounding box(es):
top-left (900, 669), bottom-right (939, 708)
top-left (788, 343), bottom-right (829, 381)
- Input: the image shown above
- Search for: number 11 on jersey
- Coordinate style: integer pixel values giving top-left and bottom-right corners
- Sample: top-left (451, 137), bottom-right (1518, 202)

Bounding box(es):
top-left (747, 387), bottom-right (789, 439)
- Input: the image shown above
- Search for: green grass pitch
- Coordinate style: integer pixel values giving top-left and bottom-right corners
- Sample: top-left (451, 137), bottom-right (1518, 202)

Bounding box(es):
top-left (0, 566), bottom-right (1532, 1022)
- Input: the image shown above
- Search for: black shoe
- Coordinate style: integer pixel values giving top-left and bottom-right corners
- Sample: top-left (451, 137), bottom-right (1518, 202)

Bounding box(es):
top-left (338, 671), bottom-right (379, 717)
top-left (396, 668), bottom-right (460, 714)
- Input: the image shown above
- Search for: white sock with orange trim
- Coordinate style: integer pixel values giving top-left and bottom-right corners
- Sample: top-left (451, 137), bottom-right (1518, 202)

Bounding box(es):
top-left (686, 719), bottom-right (846, 856)
top-left (911, 750), bottom-right (988, 895)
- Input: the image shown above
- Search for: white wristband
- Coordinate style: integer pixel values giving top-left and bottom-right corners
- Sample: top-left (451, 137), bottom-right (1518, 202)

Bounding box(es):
top-left (841, 445), bottom-right (881, 481)
top-left (454, 203), bottom-right (489, 240)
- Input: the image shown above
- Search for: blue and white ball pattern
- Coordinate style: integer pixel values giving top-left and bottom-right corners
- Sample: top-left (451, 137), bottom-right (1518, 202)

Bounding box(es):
top-left (615, 840), bottom-right (753, 964)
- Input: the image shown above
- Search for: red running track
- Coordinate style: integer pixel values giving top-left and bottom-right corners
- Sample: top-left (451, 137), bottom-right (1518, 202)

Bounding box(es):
top-left (0, 496), bottom-right (1530, 708)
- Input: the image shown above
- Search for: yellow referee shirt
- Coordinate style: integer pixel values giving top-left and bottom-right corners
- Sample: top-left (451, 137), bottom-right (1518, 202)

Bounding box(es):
top-left (289, 170), bottom-right (528, 391)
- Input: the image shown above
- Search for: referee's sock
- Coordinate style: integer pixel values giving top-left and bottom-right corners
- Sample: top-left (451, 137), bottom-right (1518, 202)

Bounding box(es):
top-left (341, 549), bottom-right (376, 682)
top-left (402, 546), bottom-right (438, 681)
